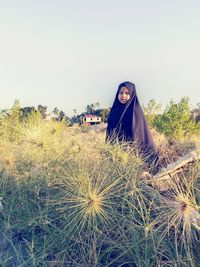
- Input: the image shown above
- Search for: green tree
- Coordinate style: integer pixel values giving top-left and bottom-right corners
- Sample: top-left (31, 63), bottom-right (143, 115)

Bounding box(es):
top-left (57, 110), bottom-right (67, 122)
top-left (52, 107), bottom-right (68, 123)
top-left (20, 106), bottom-right (36, 119)
top-left (85, 102), bottom-right (100, 114)
top-left (143, 99), bottom-right (162, 126)
top-left (53, 107), bottom-right (60, 116)
top-left (0, 100), bottom-right (21, 141)
top-left (191, 103), bottom-right (200, 122)
top-left (37, 105), bottom-right (47, 119)
top-left (154, 97), bottom-right (199, 140)
top-left (99, 108), bottom-right (110, 123)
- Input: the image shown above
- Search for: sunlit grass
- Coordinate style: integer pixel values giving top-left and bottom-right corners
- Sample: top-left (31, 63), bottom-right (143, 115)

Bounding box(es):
top-left (159, 179), bottom-right (200, 242)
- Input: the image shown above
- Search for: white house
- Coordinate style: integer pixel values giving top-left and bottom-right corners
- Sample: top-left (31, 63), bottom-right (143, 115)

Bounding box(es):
top-left (82, 114), bottom-right (101, 125)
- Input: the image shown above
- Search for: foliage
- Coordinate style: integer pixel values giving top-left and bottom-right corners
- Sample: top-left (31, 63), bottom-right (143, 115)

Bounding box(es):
top-left (0, 101), bottom-right (69, 141)
top-left (0, 100), bottom-right (22, 141)
top-left (85, 102), bottom-right (100, 114)
top-left (52, 107), bottom-right (69, 122)
top-left (153, 97), bottom-right (200, 140)
top-left (37, 104), bottom-right (47, 119)
top-left (191, 103), bottom-right (200, 122)
top-left (98, 108), bottom-right (110, 123)
top-left (143, 99), bottom-right (162, 127)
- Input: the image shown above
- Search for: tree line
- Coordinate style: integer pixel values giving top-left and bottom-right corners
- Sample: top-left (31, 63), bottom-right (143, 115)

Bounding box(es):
top-left (0, 100), bottom-right (69, 122)
top-left (1, 97), bottom-right (200, 140)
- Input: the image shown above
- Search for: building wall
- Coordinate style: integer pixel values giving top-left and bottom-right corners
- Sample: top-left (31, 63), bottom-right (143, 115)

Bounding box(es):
top-left (83, 117), bottom-right (101, 123)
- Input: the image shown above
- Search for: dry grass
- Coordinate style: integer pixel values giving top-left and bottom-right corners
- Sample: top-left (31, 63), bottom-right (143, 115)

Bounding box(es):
top-left (0, 117), bottom-right (199, 266)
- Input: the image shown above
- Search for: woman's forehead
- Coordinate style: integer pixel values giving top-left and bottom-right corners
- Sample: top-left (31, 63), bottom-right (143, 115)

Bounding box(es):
top-left (119, 86), bottom-right (129, 92)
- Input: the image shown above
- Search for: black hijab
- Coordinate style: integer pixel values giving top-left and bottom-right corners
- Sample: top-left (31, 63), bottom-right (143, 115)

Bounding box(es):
top-left (106, 81), bottom-right (159, 168)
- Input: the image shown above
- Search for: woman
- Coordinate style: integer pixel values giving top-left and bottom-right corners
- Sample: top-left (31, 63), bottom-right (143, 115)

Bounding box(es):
top-left (106, 81), bottom-right (159, 174)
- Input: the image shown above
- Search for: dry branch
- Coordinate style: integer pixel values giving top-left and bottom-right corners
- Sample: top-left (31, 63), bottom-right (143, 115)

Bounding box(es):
top-left (143, 150), bottom-right (200, 191)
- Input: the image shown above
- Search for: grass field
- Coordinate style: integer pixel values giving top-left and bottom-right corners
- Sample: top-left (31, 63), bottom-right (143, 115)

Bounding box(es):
top-left (0, 114), bottom-right (199, 266)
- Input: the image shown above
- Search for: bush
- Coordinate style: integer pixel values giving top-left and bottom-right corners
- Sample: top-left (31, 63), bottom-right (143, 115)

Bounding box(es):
top-left (153, 97), bottom-right (200, 140)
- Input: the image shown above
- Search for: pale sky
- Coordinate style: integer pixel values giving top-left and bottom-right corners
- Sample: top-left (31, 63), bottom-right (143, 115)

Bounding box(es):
top-left (0, 0), bottom-right (200, 116)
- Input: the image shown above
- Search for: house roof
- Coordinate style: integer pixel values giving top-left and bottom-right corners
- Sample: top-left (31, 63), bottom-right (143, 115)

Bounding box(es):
top-left (83, 114), bottom-right (101, 118)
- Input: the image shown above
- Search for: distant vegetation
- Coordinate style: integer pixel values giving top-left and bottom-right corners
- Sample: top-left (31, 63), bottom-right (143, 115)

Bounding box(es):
top-left (143, 97), bottom-right (200, 141)
top-left (0, 100), bottom-right (69, 124)
top-left (2, 97), bottom-right (200, 141)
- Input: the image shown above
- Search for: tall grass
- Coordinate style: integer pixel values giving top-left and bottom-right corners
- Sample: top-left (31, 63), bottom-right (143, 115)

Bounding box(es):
top-left (0, 112), bottom-right (199, 266)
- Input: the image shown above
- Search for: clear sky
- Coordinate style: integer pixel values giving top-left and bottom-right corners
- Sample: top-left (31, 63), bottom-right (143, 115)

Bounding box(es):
top-left (0, 0), bottom-right (200, 116)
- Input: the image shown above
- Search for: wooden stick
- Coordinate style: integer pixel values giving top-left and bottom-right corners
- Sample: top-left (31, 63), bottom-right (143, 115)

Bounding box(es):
top-left (144, 150), bottom-right (200, 191)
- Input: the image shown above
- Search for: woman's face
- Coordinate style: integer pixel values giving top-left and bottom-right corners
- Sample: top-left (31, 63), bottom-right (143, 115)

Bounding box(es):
top-left (118, 86), bottom-right (130, 104)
